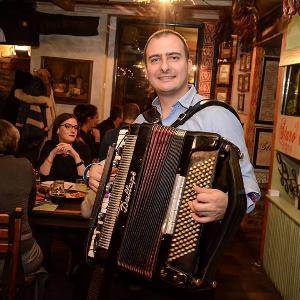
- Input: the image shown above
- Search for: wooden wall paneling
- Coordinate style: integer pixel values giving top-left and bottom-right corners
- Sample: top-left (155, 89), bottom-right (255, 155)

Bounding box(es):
top-left (244, 46), bottom-right (265, 156)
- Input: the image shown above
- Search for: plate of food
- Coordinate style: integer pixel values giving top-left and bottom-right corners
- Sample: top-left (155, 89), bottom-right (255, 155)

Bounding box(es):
top-left (40, 181), bottom-right (74, 189)
top-left (65, 190), bottom-right (86, 201)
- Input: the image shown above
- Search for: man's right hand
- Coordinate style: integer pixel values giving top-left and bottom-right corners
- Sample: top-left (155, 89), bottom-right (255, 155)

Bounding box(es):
top-left (88, 164), bottom-right (104, 192)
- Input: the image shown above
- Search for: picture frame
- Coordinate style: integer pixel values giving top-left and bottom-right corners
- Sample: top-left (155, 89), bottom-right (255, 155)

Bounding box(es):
top-left (244, 53), bottom-right (251, 71)
top-left (244, 73), bottom-right (250, 92)
top-left (219, 42), bottom-right (231, 60)
top-left (215, 86), bottom-right (229, 102)
top-left (240, 53), bottom-right (252, 72)
top-left (237, 74), bottom-right (245, 92)
top-left (239, 53), bottom-right (246, 71)
top-left (237, 73), bottom-right (250, 92)
top-left (238, 93), bottom-right (245, 111)
top-left (255, 56), bottom-right (280, 124)
top-left (41, 56), bottom-right (93, 105)
top-left (253, 127), bottom-right (273, 169)
top-left (216, 63), bottom-right (231, 85)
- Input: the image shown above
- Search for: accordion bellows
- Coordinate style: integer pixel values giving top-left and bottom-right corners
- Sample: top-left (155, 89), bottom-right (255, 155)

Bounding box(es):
top-left (87, 123), bottom-right (246, 289)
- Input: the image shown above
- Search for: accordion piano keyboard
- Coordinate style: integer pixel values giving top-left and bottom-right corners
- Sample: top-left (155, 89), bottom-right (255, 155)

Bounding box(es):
top-left (98, 134), bottom-right (137, 250)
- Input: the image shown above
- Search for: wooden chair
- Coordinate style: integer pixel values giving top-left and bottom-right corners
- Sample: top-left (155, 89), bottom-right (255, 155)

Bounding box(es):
top-left (0, 208), bottom-right (23, 300)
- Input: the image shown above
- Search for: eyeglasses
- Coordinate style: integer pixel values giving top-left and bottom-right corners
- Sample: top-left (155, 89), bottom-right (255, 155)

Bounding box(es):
top-left (60, 123), bottom-right (79, 130)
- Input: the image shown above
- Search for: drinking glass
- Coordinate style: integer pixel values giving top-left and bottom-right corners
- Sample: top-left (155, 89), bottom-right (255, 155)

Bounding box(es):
top-left (49, 180), bottom-right (65, 204)
top-left (34, 169), bottom-right (41, 187)
top-left (75, 179), bottom-right (88, 193)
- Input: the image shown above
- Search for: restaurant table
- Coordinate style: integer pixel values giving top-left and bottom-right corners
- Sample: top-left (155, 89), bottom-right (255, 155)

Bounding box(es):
top-left (29, 197), bottom-right (91, 229)
top-left (29, 195), bottom-right (92, 274)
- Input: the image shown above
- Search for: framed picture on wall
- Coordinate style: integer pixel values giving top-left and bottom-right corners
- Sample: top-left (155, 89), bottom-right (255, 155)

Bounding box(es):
top-left (244, 73), bottom-right (250, 91)
top-left (245, 53), bottom-right (251, 71)
top-left (219, 42), bottom-right (231, 59)
top-left (253, 127), bottom-right (273, 169)
top-left (239, 53), bottom-right (246, 71)
top-left (237, 74), bottom-right (245, 92)
top-left (41, 56), bottom-right (93, 105)
top-left (216, 63), bottom-right (231, 85)
top-left (255, 56), bottom-right (280, 124)
top-left (215, 86), bottom-right (229, 102)
top-left (238, 93), bottom-right (245, 111)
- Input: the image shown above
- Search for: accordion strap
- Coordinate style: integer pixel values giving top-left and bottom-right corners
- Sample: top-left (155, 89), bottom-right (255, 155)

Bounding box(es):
top-left (142, 99), bottom-right (242, 128)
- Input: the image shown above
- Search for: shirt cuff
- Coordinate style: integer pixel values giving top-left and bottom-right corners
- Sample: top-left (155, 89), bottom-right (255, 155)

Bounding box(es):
top-left (246, 192), bottom-right (260, 213)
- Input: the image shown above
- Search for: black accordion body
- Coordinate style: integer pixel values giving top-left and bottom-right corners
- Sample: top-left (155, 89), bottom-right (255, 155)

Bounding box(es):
top-left (86, 123), bottom-right (246, 289)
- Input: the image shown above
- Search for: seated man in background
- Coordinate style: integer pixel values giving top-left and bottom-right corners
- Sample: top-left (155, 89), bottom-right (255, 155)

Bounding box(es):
top-left (98, 103), bottom-right (140, 161)
top-left (0, 119), bottom-right (43, 276)
top-left (96, 105), bottom-right (123, 141)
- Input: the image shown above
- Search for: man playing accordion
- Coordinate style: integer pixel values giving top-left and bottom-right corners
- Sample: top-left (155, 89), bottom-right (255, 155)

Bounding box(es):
top-left (87, 29), bottom-right (260, 300)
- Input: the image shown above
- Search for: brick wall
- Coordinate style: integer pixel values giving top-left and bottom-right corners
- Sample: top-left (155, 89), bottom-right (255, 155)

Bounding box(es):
top-left (0, 56), bottom-right (30, 98)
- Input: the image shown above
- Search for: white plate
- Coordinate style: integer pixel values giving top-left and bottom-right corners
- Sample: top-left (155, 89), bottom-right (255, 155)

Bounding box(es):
top-left (40, 181), bottom-right (74, 190)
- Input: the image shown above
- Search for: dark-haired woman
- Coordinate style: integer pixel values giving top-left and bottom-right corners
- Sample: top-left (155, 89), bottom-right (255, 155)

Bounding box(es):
top-left (38, 113), bottom-right (92, 182)
top-left (0, 119), bottom-right (43, 275)
top-left (74, 104), bottom-right (100, 160)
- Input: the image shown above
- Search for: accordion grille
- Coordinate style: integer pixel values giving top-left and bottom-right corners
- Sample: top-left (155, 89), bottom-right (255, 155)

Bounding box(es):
top-left (168, 153), bottom-right (217, 261)
top-left (118, 126), bottom-right (185, 279)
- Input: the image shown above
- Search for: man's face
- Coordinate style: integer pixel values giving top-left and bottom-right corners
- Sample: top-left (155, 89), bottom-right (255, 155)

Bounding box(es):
top-left (144, 34), bottom-right (192, 100)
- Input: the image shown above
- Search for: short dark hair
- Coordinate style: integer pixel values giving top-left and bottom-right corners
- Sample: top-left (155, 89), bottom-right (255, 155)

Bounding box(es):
top-left (123, 103), bottom-right (140, 121)
top-left (52, 113), bottom-right (77, 141)
top-left (0, 119), bottom-right (20, 154)
top-left (73, 104), bottom-right (98, 126)
top-left (143, 29), bottom-right (190, 65)
top-left (110, 105), bottom-right (123, 121)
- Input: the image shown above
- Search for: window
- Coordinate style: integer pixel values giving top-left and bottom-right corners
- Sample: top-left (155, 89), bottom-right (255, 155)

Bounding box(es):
top-left (112, 20), bottom-right (201, 111)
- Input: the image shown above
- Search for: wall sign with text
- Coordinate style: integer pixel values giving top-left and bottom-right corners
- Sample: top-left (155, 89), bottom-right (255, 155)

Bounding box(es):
top-left (253, 127), bottom-right (273, 169)
top-left (275, 115), bottom-right (300, 161)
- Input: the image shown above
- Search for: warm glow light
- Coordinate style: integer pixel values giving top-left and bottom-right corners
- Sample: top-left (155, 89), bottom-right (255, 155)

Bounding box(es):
top-left (13, 45), bottom-right (31, 56)
top-left (192, 64), bottom-right (197, 72)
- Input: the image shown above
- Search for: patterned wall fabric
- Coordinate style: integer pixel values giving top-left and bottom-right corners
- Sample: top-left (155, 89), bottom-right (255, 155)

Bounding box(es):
top-left (198, 22), bottom-right (216, 98)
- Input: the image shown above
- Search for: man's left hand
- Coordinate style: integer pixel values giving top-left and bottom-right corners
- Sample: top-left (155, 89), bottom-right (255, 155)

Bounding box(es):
top-left (188, 187), bottom-right (228, 223)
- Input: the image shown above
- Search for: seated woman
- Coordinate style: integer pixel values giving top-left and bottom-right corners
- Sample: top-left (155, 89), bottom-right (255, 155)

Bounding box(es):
top-left (73, 104), bottom-right (100, 161)
top-left (38, 113), bottom-right (92, 182)
top-left (0, 119), bottom-right (43, 275)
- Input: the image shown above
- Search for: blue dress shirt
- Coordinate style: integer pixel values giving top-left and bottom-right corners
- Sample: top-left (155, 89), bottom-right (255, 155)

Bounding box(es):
top-left (135, 85), bottom-right (260, 213)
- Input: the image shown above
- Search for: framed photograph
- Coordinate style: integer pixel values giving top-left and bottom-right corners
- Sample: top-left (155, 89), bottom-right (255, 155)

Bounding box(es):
top-left (237, 74), bottom-right (245, 92)
top-left (215, 87), bottom-right (229, 102)
top-left (240, 53), bottom-right (251, 72)
top-left (245, 53), bottom-right (251, 71)
top-left (41, 56), bottom-right (93, 105)
top-left (238, 93), bottom-right (245, 111)
top-left (239, 53), bottom-right (246, 71)
top-left (244, 73), bottom-right (250, 92)
top-left (216, 63), bottom-right (231, 85)
top-left (255, 56), bottom-right (280, 124)
top-left (219, 42), bottom-right (231, 59)
top-left (253, 127), bottom-right (273, 169)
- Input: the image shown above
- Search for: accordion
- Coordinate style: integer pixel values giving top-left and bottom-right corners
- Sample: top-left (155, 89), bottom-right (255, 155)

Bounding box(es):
top-left (86, 123), bottom-right (246, 289)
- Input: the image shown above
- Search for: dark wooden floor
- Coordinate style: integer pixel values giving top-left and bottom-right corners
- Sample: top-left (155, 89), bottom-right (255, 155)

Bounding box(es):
top-left (42, 197), bottom-right (283, 300)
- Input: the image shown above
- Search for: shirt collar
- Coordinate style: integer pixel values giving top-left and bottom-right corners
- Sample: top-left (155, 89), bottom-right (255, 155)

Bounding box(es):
top-left (152, 85), bottom-right (197, 110)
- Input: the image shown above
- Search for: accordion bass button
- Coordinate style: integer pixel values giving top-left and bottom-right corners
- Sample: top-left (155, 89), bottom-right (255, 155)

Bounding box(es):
top-left (191, 277), bottom-right (203, 287)
top-left (172, 273), bottom-right (186, 286)
top-left (160, 268), bottom-right (168, 278)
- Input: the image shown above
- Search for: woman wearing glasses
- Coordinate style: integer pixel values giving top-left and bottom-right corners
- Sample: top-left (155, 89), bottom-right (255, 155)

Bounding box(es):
top-left (38, 113), bottom-right (92, 182)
